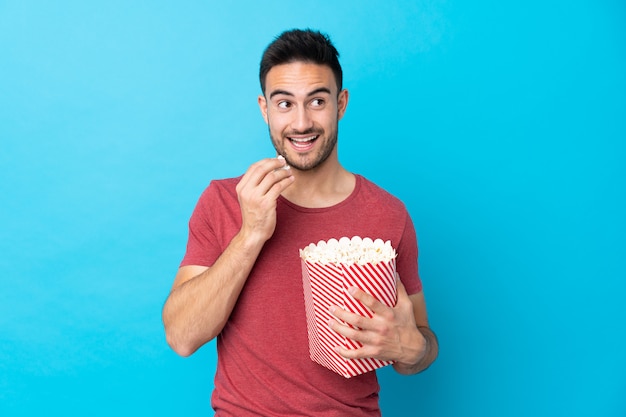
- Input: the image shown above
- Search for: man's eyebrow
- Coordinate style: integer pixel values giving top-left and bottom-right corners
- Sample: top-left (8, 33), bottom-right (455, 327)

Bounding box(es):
top-left (269, 87), bottom-right (332, 100)
top-left (269, 89), bottom-right (293, 99)
top-left (307, 87), bottom-right (332, 97)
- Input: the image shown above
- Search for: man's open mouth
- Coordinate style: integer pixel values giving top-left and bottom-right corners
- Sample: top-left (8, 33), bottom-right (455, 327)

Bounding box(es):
top-left (288, 135), bottom-right (319, 150)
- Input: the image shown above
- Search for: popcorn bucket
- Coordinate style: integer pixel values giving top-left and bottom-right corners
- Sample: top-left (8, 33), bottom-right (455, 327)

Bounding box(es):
top-left (300, 237), bottom-right (398, 378)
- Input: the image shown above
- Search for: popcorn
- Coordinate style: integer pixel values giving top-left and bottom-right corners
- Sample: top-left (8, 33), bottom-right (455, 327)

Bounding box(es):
top-left (300, 236), bottom-right (398, 378)
top-left (299, 236), bottom-right (396, 265)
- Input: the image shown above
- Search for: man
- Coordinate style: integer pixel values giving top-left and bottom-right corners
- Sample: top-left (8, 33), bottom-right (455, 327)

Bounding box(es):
top-left (162, 29), bottom-right (438, 416)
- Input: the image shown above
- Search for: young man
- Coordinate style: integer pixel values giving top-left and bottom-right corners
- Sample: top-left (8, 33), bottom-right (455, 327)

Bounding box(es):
top-left (162, 29), bottom-right (438, 416)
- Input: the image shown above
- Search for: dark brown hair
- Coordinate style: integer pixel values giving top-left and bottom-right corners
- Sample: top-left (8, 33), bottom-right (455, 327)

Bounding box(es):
top-left (259, 29), bottom-right (343, 95)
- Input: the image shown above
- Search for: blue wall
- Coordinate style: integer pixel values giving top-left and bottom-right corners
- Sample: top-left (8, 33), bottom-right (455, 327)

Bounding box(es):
top-left (1, 1), bottom-right (624, 415)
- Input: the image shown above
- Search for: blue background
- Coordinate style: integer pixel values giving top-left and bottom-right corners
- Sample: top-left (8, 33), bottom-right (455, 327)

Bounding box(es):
top-left (1, 1), bottom-right (624, 415)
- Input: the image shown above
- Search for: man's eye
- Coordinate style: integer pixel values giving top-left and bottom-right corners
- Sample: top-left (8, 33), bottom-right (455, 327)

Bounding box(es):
top-left (311, 99), bottom-right (325, 107)
top-left (278, 101), bottom-right (291, 109)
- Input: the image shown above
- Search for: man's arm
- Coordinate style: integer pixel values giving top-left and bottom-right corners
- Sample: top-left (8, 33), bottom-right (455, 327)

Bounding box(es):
top-left (162, 234), bottom-right (265, 357)
top-left (329, 279), bottom-right (438, 375)
top-left (391, 291), bottom-right (438, 375)
top-left (162, 157), bottom-right (294, 357)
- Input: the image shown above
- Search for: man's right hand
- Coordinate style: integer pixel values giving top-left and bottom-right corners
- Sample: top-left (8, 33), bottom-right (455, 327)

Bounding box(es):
top-left (235, 156), bottom-right (294, 244)
top-left (163, 156), bottom-right (294, 355)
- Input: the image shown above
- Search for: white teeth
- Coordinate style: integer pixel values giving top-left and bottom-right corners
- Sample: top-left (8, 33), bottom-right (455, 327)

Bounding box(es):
top-left (289, 136), bottom-right (317, 142)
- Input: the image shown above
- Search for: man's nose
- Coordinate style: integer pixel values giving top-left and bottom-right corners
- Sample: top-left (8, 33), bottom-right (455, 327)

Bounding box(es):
top-left (292, 107), bottom-right (314, 132)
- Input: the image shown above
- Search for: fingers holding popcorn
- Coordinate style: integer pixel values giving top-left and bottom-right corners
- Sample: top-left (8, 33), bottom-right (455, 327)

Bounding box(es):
top-left (236, 156), bottom-right (294, 242)
top-left (328, 279), bottom-right (422, 364)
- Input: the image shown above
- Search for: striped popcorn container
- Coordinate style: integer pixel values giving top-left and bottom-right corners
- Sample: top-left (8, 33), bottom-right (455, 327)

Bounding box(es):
top-left (300, 237), bottom-right (398, 378)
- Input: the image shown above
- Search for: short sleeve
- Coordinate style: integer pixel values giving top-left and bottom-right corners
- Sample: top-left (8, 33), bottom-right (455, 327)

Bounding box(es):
top-left (180, 184), bottom-right (223, 268)
top-left (395, 213), bottom-right (422, 295)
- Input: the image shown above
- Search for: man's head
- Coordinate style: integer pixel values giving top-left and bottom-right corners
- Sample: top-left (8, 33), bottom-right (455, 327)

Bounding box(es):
top-left (257, 30), bottom-right (349, 172)
top-left (259, 29), bottom-right (343, 96)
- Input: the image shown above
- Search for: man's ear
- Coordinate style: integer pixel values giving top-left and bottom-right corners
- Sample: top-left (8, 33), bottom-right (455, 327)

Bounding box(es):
top-left (337, 89), bottom-right (349, 121)
top-left (258, 95), bottom-right (269, 124)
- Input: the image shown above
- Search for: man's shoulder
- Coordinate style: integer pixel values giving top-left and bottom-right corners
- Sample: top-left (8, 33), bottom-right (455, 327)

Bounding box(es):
top-left (197, 176), bottom-right (242, 203)
top-left (356, 175), bottom-right (407, 209)
top-left (210, 176), bottom-right (241, 188)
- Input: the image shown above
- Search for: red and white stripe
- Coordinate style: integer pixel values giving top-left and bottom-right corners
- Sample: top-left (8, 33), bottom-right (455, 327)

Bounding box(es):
top-left (301, 258), bottom-right (397, 378)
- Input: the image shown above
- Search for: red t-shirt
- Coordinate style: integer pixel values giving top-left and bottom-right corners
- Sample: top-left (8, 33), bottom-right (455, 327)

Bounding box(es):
top-left (181, 174), bottom-right (422, 416)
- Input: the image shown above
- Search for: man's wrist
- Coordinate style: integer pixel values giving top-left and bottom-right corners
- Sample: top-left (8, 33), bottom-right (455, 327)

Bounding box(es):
top-left (394, 325), bottom-right (438, 375)
top-left (414, 325), bottom-right (438, 369)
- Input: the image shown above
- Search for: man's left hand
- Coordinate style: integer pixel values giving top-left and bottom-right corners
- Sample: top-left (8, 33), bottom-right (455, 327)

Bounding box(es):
top-left (328, 277), bottom-right (427, 366)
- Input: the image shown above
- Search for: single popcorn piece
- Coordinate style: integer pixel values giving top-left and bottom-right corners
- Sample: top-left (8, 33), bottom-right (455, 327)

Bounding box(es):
top-left (300, 236), bottom-right (398, 378)
top-left (275, 154), bottom-right (291, 170)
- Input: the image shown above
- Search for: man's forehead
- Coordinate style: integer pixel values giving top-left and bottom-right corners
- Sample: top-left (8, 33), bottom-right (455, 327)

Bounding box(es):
top-left (264, 62), bottom-right (337, 96)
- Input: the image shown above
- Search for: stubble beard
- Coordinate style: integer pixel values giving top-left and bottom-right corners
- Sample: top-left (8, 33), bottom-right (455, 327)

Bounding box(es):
top-left (270, 124), bottom-right (338, 171)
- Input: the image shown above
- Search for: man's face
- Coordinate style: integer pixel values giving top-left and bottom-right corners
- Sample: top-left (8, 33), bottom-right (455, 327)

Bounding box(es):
top-left (258, 61), bottom-right (348, 171)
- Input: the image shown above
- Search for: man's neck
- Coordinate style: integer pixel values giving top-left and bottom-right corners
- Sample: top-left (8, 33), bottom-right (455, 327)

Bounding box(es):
top-left (281, 163), bottom-right (355, 209)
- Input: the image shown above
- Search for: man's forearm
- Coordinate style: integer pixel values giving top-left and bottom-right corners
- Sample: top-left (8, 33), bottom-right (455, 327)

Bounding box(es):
top-left (393, 326), bottom-right (439, 375)
top-left (162, 231), bottom-right (265, 356)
